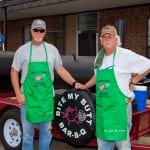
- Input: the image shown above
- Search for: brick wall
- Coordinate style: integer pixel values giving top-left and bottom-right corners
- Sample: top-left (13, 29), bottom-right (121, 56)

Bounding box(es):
top-left (0, 16), bottom-right (65, 52)
top-left (6, 19), bottom-right (31, 51)
top-left (99, 4), bottom-right (150, 56)
top-left (0, 4), bottom-right (149, 56)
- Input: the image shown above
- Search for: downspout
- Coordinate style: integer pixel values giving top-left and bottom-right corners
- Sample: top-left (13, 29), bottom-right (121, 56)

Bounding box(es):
top-left (4, 6), bottom-right (7, 51)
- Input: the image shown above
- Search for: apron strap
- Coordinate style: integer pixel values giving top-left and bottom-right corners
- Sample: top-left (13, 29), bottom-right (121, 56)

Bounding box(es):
top-left (94, 49), bottom-right (116, 69)
top-left (94, 49), bottom-right (105, 69)
top-left (30, 42), bottom-right (48, 62)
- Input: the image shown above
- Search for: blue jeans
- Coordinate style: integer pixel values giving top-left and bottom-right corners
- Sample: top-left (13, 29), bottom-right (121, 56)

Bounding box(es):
top-left (20, 105), bottom-right (52, 150)
top-left (97, 103), bottom-right (132, 150)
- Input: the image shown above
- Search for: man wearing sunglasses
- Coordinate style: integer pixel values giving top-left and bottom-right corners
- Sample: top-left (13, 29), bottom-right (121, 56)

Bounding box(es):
top-left (11, 19), bottom-right (78, 150)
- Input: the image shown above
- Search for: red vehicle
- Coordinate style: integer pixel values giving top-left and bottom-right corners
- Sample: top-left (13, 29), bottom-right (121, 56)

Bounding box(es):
top-left (0, 51), bottom-right (150, 150)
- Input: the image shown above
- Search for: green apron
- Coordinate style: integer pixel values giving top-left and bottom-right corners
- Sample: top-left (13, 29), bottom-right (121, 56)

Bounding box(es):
top-left (23, 42), bottom-right (54, 123)
top-left (96, 51), bottom-right (128, 140)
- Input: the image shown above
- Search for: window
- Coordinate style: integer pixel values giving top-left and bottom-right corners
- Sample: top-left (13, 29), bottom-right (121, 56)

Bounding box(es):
top-left (24, 26), bottom-right (30, 44)
top-left (115, 19), bottom-right (125, 47)
top-left (78, 13), bottom-right (98, 56)
top-left (78, 13), bottom-right (97, 31)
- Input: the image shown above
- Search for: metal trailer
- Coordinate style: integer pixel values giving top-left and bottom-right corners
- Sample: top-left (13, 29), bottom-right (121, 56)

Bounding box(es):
top-left (0, 51), bottom-right (150, 149)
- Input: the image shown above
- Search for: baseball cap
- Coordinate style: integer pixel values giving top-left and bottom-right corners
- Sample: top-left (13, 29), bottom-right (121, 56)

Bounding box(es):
top-left (31, 19), bottom-right (46, 30)
top-left (101, 25), bottom-right (117, 37)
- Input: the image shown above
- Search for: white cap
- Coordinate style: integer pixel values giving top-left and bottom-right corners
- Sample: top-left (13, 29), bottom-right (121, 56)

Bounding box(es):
top-left (31, 19), bottom-right (46, 30)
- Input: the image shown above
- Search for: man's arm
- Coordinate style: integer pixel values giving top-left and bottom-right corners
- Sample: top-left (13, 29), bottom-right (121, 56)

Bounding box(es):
top-left (84, 75), bottom-right (96, 89)
top-left (10, 68), bottom-right (25, 104)
top-left (55, 66), bottom-right (76, 87)
top-left (131, 69), bottom-right (150, 84)
top-left (74, 75), bottom-right (96, 90)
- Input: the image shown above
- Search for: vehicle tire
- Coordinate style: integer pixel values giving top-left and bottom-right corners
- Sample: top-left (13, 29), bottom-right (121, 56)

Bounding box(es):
top-left (0, 109), bottom-right (22, 150)
top-left (55, 89), bottom-right (95, 146)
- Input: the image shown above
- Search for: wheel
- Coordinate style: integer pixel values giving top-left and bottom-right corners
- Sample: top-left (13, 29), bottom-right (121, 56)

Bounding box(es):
top-left (0, 109), bottom-right (22, 150)
top-left (55, 89), bottom-right (95, 146)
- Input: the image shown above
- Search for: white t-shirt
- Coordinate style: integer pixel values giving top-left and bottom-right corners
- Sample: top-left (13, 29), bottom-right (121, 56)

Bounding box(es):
top-left (95, 47), bottom-right (150, 99)
top-left (11, 41), bottom-right (62, 84)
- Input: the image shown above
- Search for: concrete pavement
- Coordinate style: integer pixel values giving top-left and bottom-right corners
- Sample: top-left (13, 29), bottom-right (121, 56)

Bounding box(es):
top-left (0, 139), bottom-right (96, 150)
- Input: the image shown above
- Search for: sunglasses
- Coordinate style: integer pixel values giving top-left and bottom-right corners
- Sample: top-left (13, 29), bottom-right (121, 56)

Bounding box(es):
top-left (33, 28), bottom-right (45, 33)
